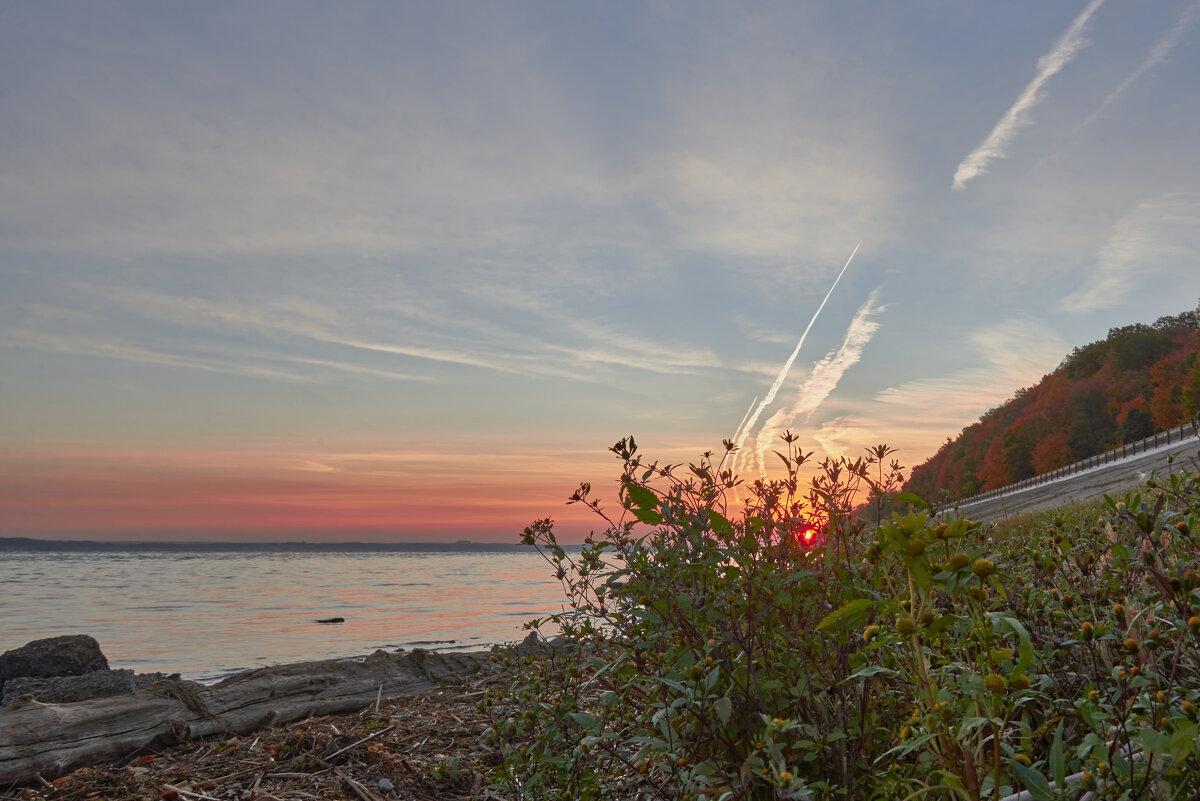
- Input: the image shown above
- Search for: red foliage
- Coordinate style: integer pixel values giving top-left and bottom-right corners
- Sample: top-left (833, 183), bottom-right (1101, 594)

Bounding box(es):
top-left (903, 309), bottom-right (1200, 500)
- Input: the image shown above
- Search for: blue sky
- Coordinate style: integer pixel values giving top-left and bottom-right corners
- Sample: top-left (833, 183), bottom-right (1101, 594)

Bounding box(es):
top-left (2, 1), bottom-right (1198, 539)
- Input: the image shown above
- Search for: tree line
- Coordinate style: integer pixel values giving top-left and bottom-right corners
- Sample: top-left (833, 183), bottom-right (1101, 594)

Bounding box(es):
top-left (904, 305), bottom-right (1200, 500)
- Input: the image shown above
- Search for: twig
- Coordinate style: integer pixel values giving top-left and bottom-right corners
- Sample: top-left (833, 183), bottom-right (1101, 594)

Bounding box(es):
top-left (375, 682), bottom-right (383, 712)
top-left (324, 724), bottom-right (396, 761)
top-left (162, 783), bottom-right (224, 801)
top-left (203, 764), bottom-right (267, 784)
top-left (334, 768), bottom-right (387, 801)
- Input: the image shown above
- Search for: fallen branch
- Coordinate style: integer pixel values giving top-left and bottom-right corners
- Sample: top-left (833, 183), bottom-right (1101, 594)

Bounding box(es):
top-left (0, 648), bottom-right (490, 786)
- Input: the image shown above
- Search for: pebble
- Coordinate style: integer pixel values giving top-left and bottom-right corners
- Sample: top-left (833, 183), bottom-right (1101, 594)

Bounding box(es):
top-left (378, 778), bottom-right (394, 792)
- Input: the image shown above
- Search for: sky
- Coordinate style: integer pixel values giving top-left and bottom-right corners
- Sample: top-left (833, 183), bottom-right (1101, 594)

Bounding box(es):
top-left (2, 2), bottom-right (1199, 541)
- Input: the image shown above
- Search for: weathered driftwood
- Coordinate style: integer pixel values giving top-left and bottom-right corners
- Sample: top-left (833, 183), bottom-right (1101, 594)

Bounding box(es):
top-left (0, 648), bottom-right (490, 787)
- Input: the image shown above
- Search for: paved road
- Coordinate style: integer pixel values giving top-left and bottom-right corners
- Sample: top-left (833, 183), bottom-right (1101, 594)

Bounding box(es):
top-left (955, 436), bottom-right (1200, 521)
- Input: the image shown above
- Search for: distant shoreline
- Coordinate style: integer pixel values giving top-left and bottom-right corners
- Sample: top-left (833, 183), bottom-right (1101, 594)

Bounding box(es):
top-left (0, 536), bottom-right (570, 553)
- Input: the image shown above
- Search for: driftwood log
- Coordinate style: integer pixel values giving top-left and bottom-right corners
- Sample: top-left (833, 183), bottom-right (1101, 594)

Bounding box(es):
top-left (0, 648), bottom-right (491, 787)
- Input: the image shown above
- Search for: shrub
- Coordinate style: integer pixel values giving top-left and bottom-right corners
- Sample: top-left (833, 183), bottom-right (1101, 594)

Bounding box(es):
top-left (485, 438), bottom-right (1200, 800)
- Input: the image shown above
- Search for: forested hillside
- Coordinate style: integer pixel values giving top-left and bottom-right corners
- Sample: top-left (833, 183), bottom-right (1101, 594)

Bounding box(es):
top-left (904, 306), bottom-right (1200, 500)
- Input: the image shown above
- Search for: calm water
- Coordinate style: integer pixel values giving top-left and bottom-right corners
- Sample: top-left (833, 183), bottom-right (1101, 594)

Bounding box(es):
top-left (0, 548), bottom-right (571, 682)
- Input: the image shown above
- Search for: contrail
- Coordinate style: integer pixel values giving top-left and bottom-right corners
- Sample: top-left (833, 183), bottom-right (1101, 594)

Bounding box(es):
top-left (730, 394), bottom-right (759, 446)
top-left (953, 0), bottom-right (1104, 191)
top-left (1080, 0), bottom-right (1200, 131)
top-left (730, 243), bottom-right (861, 475)
top-left (754, 288), bottom-right (883, 473)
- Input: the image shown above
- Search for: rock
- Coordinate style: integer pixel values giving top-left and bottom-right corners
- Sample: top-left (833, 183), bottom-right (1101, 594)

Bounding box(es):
top-left (378, 777), bottom-right (394, 792)
top-left (315, 617), bottom-right (345, 624)
top-left (0, 635), bottom-right (109, 690)
top-left (515, 631), bottom-right (542, 654)
top-left (1, 669), bottom-right (136, 706)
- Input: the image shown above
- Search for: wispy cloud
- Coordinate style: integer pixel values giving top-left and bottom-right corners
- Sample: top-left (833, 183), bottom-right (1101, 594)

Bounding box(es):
top-left (3, 327), bottom-right (311, 383)
top-left (291, 460), bottom-right (340, 473)
top-left (1059, 192), bottom-right (1200, 313)
top-left (814, 318), bottom-right (1069, 463)
top-left (753, 289), bottom-right (883, 474)
top-left (953, 0), bottom-right (1105, 191)
top-left (1082, 1), bottom-right (1200, 129)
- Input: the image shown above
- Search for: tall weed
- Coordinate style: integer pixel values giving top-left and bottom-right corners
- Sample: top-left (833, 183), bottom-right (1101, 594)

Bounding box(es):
top-left (484, 439), bottom-right (1200, 800)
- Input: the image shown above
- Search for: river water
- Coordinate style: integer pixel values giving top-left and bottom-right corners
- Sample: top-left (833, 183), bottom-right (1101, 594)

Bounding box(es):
top-left (0, 546), bottom-right (572, 682)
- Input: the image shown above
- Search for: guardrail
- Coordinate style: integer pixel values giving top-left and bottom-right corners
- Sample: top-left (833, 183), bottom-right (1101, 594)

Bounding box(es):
top-left (958, 417), bottom-right (1200, 509)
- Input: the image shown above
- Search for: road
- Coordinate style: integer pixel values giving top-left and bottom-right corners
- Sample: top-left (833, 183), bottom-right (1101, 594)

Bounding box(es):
top-left (954, 436), bottom-right (1200, 521)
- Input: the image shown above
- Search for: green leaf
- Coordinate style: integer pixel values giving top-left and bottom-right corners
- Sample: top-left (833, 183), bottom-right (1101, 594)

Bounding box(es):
top-left (1010, 762), bottom-right (1054, 801)
top-left (1165, 720), bottom-right (1198, 763)
top-left (906, 558), bottom-right (932, 591)
top-left (713, 696), bottom-right (732, 725)
top-left (1139, 726), bottom-right (1168, 757)
top-left (844, 664), bottom-right (898, 681)
top-left (889, 491), bottom-right (929, 508)
top-left (990, 614), bottom-right (1036, 678)
top-left (625, 482), bottom-right (659, 510)
top-left (1050, 720), bottom-right (1066, 788)
top-left (633, 507), bottom-right (663, 526)
top-left (816, 598), bottom-right (874, 632)
top-left (708, 509), bottom-right (734, 538)
top-left (568, 712), bottom-right (601, 732)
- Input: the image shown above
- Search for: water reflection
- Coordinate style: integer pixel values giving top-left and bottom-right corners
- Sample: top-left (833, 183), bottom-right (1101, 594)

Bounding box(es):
top-left (0, 550), bottom-right (569, 682)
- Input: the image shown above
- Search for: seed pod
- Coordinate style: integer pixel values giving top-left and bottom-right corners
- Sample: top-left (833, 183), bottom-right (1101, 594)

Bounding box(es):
top-left (896, 617), bottom-right (917, 636)
top-left (971, 558), bottom-right (995, 577)
top-left (984, 673), bottom-right (1006, 693)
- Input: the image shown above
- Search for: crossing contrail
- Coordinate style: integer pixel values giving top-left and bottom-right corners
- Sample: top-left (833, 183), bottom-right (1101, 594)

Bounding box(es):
top-left (730, 394), bottom-right (759, 447)
top-left (729, 243), bottom-right (861, 475)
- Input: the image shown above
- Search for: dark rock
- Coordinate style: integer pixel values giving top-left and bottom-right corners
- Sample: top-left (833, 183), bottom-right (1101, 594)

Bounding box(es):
top-left (0, 635), bottom-right (109, 690)
top-left (2, 669), bottom-right (135, 706)
top-left (515, 631), bottom-right (550, 655)
top-left (315, 617), bottom-right (345, 624)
